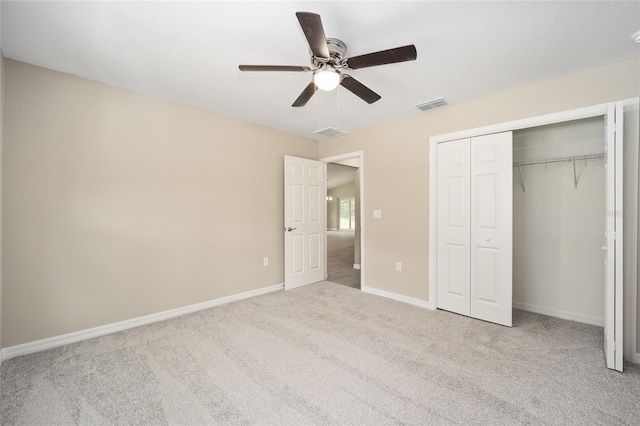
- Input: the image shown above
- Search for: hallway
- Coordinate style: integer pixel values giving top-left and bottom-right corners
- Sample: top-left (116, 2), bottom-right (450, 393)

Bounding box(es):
top-left (327, 230), bottom-right (360, 289)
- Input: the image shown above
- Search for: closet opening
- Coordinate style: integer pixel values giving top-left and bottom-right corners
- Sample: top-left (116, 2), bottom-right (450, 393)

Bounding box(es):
top-left (512, 117), bottom-right (606, 328)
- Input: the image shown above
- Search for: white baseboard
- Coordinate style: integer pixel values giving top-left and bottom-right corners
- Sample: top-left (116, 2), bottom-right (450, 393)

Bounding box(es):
top-left (362, 286), bottom-right (435, 310)
top-left (513, 301), bottom-right (604, 327)
top-left (0, 283), bottom-right (284, 362)
top-left (634, 352), bottom-right (640, 365)
top-left (353, 264), bottom-right (361, 269)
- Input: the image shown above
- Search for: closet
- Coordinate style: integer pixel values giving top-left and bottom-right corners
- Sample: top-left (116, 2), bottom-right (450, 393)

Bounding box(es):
top-left (512, 118), bottom-right (605, 327)
top-left (437, 120), bottom-right (607, 326)
top-left (431, 101), bottom-right (626, 371)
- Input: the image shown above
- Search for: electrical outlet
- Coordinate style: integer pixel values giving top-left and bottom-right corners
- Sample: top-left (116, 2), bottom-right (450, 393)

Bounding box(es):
top-left (263, 257), bottom-right (269, 267)
top-left (395, 262), bottom-right (402, 272)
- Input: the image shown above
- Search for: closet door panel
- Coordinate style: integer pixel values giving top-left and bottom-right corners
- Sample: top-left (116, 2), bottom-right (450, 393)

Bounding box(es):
top-left (444, 244), bottom-right (467, 296)
top-left (475, 246), bottom-right (499, 302)
top-left (470, 132), bottom-right (513, 326)
top-left (437, 138), bottom-right (471, 316)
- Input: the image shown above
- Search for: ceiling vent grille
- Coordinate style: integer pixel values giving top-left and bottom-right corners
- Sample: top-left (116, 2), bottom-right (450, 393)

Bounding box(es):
top-left (414, 97), bottom-right (448, 112)
top-left (314, 127), bottom-right (346, 138)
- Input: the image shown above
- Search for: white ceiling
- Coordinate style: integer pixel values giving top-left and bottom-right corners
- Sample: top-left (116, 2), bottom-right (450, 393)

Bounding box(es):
top-left (2, 1), bottom-right (639, 140)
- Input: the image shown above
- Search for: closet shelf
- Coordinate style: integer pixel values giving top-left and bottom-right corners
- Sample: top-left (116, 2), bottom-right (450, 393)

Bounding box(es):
top-left (512, 153), bottom-right (604, 168)
top-left (512, 153), bottom-right (605, 191)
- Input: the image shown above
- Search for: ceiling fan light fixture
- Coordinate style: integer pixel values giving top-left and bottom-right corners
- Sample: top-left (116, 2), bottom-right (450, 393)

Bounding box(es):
top-left (313, 67), bottom-right (340, 91)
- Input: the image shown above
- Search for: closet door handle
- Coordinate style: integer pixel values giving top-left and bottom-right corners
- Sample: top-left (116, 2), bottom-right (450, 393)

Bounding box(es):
top-left (602, 246), bottom-right (607, 251)
top-left (485, 237), bottom-right (491, 242)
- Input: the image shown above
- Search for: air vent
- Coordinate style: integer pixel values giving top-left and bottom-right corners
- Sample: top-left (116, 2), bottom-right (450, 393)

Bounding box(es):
top-left (314, 127), bottom-right (346, 138)
top-left (414, 97), bottom-right (448, 112)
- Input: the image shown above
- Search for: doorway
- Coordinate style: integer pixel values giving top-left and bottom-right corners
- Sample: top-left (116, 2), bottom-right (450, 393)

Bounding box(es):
top-left (322, 151), bottom-right (364, 290)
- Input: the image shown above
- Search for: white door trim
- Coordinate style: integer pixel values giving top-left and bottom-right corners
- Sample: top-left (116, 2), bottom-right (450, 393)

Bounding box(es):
top-left (429, 98), bottom-right (639, 362)
top-left (622, 99), bottom-right (639, 364)
top-left (321, 151), bottom-right (365, 288)
top-left (431, 102), bottom-right (612, 144)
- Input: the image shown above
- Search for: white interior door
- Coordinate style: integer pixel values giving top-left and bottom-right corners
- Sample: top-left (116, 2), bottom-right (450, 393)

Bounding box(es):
top-left (604, 103), bottom-right (624, 371)
top-left (470, 132), bottom-right (513, 327)
top-left (437, 138), bottom-right (471, 316)
top-left (284, 155), bottom-right (325, 290)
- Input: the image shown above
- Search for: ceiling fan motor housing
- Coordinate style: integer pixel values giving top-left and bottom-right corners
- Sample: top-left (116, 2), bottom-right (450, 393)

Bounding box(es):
top-left (311, 38), bottom-right (347, 68)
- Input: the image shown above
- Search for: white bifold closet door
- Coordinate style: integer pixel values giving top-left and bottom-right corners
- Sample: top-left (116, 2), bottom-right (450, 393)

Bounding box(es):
top-left (437, 132), bottom-right (513, 327)
top-left (604, 102), bottom-right (624, 372)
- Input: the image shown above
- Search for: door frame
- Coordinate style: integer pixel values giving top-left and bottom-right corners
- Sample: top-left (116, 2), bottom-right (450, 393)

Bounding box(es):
top-left (429, 98), bottom-right (639, 362)
top-left (321, 151), bottom-right (365, 288)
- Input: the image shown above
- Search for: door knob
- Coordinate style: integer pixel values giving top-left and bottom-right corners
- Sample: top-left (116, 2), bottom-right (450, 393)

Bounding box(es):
top-left (602, 246), bottom-right (607, 251)
top-left (286, 227), bottom-right (297, 232)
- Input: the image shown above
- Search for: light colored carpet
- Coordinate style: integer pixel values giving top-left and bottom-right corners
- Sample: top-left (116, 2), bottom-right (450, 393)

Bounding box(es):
top-left (1, 281), bottom-right (639, 425)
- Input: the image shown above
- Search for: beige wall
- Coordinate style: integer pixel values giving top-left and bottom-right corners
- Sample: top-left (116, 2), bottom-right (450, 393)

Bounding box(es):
top-left (327, 181), bottom-right (356, 230)
top-left (2, 60), bottom-right (317, 347)
top-left (319, 57), bottom-right (640, 347)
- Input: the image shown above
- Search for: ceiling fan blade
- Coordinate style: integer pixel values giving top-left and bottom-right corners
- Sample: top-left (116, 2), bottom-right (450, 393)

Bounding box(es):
top-left (292, 82), bottom-right (317, 107)
top-left (239, 65), bottom-right (311, 72)
top-left (296, 12), bottom-right (330, 59)
top-left (340, 75), bottom-right (381, 104)
top-left (344, 45), bottom-right (417, 70)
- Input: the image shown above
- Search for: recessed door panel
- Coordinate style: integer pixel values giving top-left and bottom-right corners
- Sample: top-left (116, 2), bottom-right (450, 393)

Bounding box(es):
top-left (475, 145), bottom-right (497, 164)
top-left (292, 235), bottom-right (304, 274)
top-left (445, 244), bottom-right (467, 297)
top-left (292, 164), bottom-right (304, 177)
top-left (447, 177), bottom-right (466, 228)
top-left (476, 174), bottom-right (498, 229)
top-left (475, 247), bottom-right (498, 304)
top-left (447, 149), bottom-right (466, 165)
top-left (308, 185), bottom-right (320, 223)
top-left (308, 165), bottom-right (319, 180)
top-left (292, 184), bottom-right (304, 224)
top-left (308, 233), bottom-right (320, 270)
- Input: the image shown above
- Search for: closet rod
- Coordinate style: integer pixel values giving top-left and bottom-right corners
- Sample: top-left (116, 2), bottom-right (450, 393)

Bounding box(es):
top-left (512, 153), bottom-right (604, 168)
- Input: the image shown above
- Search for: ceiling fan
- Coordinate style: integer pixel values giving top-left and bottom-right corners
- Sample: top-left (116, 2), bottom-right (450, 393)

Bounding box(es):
top-left (239, 12), bottom-right (417, 107)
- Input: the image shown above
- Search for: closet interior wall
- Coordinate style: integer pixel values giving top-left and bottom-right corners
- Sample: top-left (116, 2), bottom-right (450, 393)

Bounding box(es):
top-left (513, 117), bottom-right (606, 326)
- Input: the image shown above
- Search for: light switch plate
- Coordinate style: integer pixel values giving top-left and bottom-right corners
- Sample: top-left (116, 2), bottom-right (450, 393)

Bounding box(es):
top-left (373, 209), bottom-right (382, 219)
